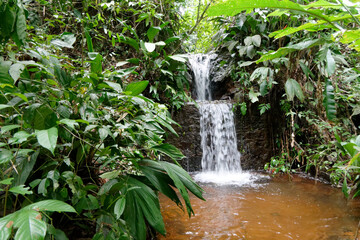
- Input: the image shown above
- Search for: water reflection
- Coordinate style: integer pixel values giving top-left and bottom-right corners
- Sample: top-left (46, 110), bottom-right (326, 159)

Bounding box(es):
top-left (159, 174), bottom-right (360, 240)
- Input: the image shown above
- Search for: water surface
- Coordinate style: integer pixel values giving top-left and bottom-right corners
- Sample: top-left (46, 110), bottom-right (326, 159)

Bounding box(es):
top-left (159, 174), bottom-right (360, 240)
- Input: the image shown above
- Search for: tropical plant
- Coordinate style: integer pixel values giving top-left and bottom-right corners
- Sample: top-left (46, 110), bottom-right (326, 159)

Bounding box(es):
top-left (0, 0), bottom-right (204, 239)
top-left (207, 0), bottom-right (360, 196)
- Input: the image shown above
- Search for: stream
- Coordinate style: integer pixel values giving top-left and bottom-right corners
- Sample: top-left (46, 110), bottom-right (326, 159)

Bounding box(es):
top-left (159, 174), bottom-right (360, 239)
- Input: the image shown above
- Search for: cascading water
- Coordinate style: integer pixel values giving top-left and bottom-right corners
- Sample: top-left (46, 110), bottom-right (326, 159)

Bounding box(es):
top-left (188, 54), bottom-right (255, 185)
top-left (188, 54), bottom-right (213, 101)
top-left (199, 103), bottom-right (241, 173)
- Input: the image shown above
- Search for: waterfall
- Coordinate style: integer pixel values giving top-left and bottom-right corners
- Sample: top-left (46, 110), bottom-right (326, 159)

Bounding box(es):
top-left (188, 54), bottom-right (253, 185)
top-left (188, 54), bottom-right (213, 101)
top-left (199, 102), bottom-right (241, 173)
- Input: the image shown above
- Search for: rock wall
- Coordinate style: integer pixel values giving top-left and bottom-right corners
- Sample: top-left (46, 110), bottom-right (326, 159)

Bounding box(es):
top-left (167, 103), bottom-right (202, 171)
top-left (168, 100), bottom-right (278, 171)
top-left (234, 102), bottom-right (276, 170)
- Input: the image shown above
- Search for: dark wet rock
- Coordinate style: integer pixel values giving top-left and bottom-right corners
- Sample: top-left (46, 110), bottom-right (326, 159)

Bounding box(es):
top-left (167, 103), bottom-right (202, 171)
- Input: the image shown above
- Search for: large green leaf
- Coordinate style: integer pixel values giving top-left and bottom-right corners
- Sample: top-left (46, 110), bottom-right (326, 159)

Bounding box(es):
top-left (339, 29), bottom-right (360, 52)
top-left (123, 186), bottom-right (146, 240)
top-left (256, 38), bottom-right (326, 63)
top-left (35, 127), bottom-right (58, 155)
top-left (51, 32), bottom-right (76, 48)
top-left (160, 162), bottom-right (192, 217)
top-left (1, 124), bottom-right (21, 134)
top-left (13, 209), bottom-right (47, 240)
top-left (118, 35), bottom-right (139, 51)
top-left (89, 53), bottom-right (103, 74)
top-left (147, 26), bottom-right (161, 42)
top-left (114, 197), bottom-right (126, 220)
top-left (84, 29), bottom-right (93, 52)
top-left (9, 185), bottom-right (32, 195)
top-left (270, 14), bottom-right (353, 39)
top-left (24, 200), bottom-right (77, 213)
top-left (325, 49), bottom-right (335, 76)
top-left (15, 150), bottom-right (39, 185)
top-left (285, 78), bottom-right (304, 102)
top-left (248, 89), bottom-right (261, 103)
top-left (139, 163), bottom-right (182, 208)
top-left (323, 78), bottom-right (336, 120)
top-left (129, 177), bottom-right (165, 234)
top-left (125, 81), bottom-right (149, 96)
top-left (151, 143), bottom-right (184, 161)
top-left (9, 63), bottom-right (25, 82)
top-left (124, 177), bottom-right (165, 239)
top-left (0, 149), bottom-right (12, 164)
top-left (139, 160), bottom-right (204, 217)
top-left (207, 0), bottom-right (333, 25)
top-left (0, 215), bottom-right (12, 240)
top-left (24, 104), bottom-right (58, 130)
top-left (154, 114), bottom-right (179, 136)
top-left (0, 61), bottom-right (15, 85)
top-left (0, 4), bottom-right (16, 37)
top-left (54, 65), bottom-right (73, 88)
top-left (13, 4), bottom-right (27, 46)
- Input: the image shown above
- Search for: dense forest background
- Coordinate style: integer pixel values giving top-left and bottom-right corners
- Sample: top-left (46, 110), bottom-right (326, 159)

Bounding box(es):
top-left (1, 0), bottom-right (360, 239)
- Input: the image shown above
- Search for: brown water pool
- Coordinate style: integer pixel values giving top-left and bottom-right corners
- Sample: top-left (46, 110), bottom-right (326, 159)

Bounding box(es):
top-left (159, 174), bottom-right (360, 240)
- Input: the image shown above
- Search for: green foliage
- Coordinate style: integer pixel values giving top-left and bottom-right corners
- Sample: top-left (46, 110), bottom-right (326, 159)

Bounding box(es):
top-left (0, 0), bottom-right (203, 239)
top-left (210, 0), bottom-right (360, 199)
top-left (256, 38), bottom-right (327, 63)
top-left (285, 78), bottom-right (305, 103)
top-left (264, 153), bottom-right (295, 175)
top-left (0, 0), bottom-right (27, 46)
top-left (258, 103), bottom-right (271, 115)
top-left (208, 0), bottom-right (337, 24)
top-left (323, 79), bottom-right (336, 121)
top-left (0, 200), bottom-right (75, 240)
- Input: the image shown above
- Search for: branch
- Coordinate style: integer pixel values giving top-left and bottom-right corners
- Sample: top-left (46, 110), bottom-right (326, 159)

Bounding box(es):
top-left (170, 0), bottom-right (214, 55)
top-left (189, 0), bottom-right (213, 36)
top-left (337, 0), bottom-right (360, 27)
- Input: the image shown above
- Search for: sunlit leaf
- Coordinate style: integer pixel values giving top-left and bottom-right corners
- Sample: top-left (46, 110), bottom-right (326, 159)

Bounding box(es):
top-left (0, 178), bottom-right (14, 185)
top-left (24, 200), bottom-right (77, 213)
top-left (0, 104), bottom-right (11, 110)
top-left (207, 0), bottom-right (333, 25)
top-left (125, 81), bottom-right (149, 96)
top-left (35, 127), bottom-right (58, 155)
top-left (13, 209), bottom-right (46, 240)
top-left (248, 89), bottom-right (261, 103)
top-left (169, 55), bottom-right (188, 63)
top-left (9, 63), bottom-right (25, 82)
top-left (59, 119), bottom-right (79, 130)
top-left (256, 38), bottom-right (326, 63)
top-left (0, 149), bottom-right (12, 164)
top-left (144, 42), bottom-right (156, 52)
top-left (1, 124), bottom-right (21, 134)
top-left (9, 185), bottom-right (33, 195)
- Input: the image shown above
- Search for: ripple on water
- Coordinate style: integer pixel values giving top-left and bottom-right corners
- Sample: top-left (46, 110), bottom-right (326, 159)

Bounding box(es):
top-left (159, 174), bottom-right (360, 240)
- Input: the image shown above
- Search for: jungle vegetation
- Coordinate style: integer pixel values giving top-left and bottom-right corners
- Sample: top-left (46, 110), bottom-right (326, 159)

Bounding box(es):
top-left (1, 0), bottom-right (360, 239)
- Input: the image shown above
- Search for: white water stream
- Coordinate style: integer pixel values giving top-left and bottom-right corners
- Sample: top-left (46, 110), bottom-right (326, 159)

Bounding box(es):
top-left (188, 54), bottom-right (258, 185)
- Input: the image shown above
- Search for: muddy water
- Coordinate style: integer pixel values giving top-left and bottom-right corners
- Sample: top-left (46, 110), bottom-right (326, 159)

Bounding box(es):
top-left (159, 174), bottom-right (360, 240)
